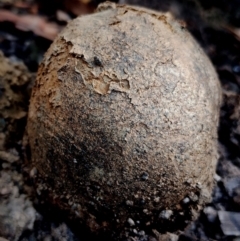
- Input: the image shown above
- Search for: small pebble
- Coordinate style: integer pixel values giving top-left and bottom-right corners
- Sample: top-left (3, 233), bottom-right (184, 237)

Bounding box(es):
top-left (186, 178), bottom-right (192, 184)
top-left (30, 167), bottom-right (37, 177)
top-left (204, 206), bottom-right (217, 223)
top-left (189, 192), bottom-right (198, 202)
top-left (139, 230), bottom-right (145, 236)
top-left (183, 197), bottom-right (190, 204)
top-left (196, 182), bottom-right (202, 189)
top-left (224, 177), bottom-right (240, 197)
top-left (159, 232), bottom-right (178, 241)
top-left (126, 200), bottom-right (133, 206)
top-left (159, 210), bottom-right (173, 220)
top-left (214, 173), bottom-right (222, 182)
top-left (143, 208), bottom-right (148, 213)
top-left (73, 158), bottom-right (77, 163)
top-left (1, 187), bottom-right (10, 195)
top-left (2, 163), bottom-right (10, 169)
top-left (127, 218), bottom-right (135, 226)
top-left (140, 172), bottom-right (149, 181)
top-left (133, 229), bottom-right (138, 234)
top-left (0, 150), bottom-right (19, 163)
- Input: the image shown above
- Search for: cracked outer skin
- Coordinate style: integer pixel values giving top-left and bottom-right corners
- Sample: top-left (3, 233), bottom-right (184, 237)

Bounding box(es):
top-left (26, 3), bottom-right (221, 230)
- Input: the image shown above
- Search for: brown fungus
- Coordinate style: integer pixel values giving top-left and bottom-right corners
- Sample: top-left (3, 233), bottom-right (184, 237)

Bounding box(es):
top-left (25, 2), bottom-right (222, 232)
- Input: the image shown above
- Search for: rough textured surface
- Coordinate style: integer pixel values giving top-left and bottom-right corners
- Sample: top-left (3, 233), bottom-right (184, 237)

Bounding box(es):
top-left (0, 51), bottom-right (31, 122)
top-left (0, 171), bottom-right (36, 241)
top-left (0, 51), bottom-right (36, 241)
top-left (25, 2), bottom-right (222, 232)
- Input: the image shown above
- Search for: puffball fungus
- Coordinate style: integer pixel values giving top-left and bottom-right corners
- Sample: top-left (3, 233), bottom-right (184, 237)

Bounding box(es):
top-left (26, 2), bottom-right (222, 231)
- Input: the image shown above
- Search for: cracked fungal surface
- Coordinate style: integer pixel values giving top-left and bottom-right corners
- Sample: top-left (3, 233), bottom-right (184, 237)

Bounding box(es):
top-left (26, 2), bottom-right (222, 232)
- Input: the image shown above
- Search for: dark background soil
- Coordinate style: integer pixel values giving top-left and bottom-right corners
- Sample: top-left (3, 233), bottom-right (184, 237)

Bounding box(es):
top-left (0, 0), bottom-right (240, 241)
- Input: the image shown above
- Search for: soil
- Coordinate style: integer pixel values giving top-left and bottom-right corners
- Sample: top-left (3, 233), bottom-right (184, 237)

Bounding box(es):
top-left (0, 0), bottom-right (240, 241)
